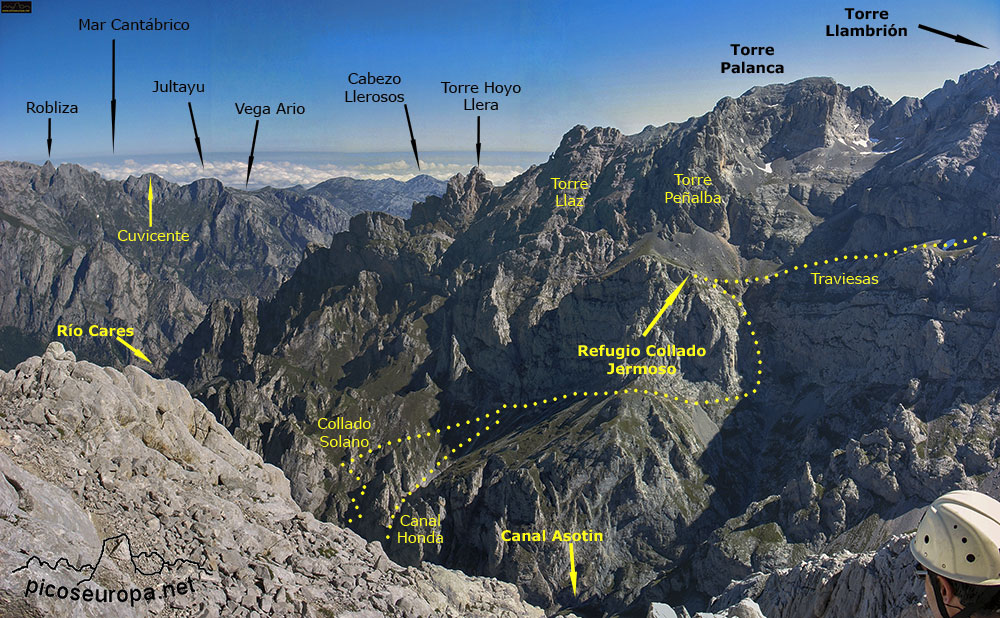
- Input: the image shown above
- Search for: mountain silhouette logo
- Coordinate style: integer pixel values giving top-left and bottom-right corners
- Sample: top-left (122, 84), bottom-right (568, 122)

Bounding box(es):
top-left (12, 532), bottom-right (211, 586)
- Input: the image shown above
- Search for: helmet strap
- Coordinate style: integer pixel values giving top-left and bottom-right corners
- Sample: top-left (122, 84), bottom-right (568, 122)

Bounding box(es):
top-left (931, 574), bottom-right (954, 617)
top-left (952, 604), bottom-right (986, 618)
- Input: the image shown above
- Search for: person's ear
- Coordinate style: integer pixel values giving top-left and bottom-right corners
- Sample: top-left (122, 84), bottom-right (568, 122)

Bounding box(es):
top-left (936, 575), bottom-right (957, 604)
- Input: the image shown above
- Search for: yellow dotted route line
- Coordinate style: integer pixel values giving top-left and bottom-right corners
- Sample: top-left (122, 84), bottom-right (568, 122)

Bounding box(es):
top-left (342, 407), bottom-right (512, 523)
top-left (380, 382), bottom-right (766, 538)
top-left (708, 233), bottom-right (988, 287)
top-left (347, 282), bottom-right (759, 532)
top-left (668, 276), bottom-right (761, 404)
top-left (381, 399), bottom-right (559, 535)
top-left (352, 232), bottom-right (991, 531)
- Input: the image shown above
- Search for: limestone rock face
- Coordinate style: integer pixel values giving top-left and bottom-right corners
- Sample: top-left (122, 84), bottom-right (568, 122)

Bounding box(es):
top-left (168, 65), bottom-right (1000, 616)
top-left (709, 535), bottom-right (929, 618)
top-left (4, 65), bottom-right (999, 616)
top-left (0, 343), bottom-right (544, 617)
top-left (837, 64), bottom-right (1000, 250)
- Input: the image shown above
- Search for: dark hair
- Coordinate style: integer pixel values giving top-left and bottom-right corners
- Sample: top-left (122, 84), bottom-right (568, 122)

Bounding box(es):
top-left (948, 577), bottom-right (1000, 613)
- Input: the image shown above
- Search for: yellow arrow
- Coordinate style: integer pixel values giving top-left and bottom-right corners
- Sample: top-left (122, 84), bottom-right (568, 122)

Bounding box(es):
top-left (569, 542), bottom-right (578, 596)
top-left (642, 276), bottom-right (688, 337)
top-left (147, 177), bottom-right (153, 227)
top-left (116, 336), bottom-right (151, 363)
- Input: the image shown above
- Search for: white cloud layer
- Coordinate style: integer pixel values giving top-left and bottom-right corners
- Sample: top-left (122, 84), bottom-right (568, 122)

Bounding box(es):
top-left (87, 158), bottom-right (529, 189)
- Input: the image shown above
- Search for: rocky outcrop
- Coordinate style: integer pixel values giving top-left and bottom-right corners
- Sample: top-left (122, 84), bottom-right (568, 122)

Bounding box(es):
top-left (0, 343), bottom-right (544, 617)
top-left (171, 167), bottom-right (754, 614)
top-left (655, 532), bottom-right (931, 616)
top-left (709, 535), bottom-right (929, 618)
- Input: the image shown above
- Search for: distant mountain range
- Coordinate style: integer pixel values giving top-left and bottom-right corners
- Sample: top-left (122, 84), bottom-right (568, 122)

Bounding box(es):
top-left (306, 174), bottom-right (450, 218)
top-left (0, 163), bottom-right (444, 369)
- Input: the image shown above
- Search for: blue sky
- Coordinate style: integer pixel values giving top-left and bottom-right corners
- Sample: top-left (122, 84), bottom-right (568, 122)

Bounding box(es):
top-left (1, 0), bottom-right (997, 184)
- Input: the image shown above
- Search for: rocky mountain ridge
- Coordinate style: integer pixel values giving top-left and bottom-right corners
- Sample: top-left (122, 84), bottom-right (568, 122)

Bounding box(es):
top-left (0, 162), bottom-right (444, 371)
top-left (165, 62), bottom-right (1000, 616)
top-left (4, 63), bottom-right (1000, 617)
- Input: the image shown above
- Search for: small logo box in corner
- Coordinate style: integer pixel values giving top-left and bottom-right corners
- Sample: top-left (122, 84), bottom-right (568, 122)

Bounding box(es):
top-left (1, 1), bottom-right (31, 13)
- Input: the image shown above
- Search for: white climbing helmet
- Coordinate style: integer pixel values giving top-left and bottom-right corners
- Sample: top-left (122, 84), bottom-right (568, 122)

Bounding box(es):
top-left (911, 490), bottom-right (1000, 586)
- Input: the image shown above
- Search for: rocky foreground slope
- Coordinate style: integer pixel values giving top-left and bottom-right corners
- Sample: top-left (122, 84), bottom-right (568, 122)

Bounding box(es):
top-left (0, 343), bottom-right (542, 617)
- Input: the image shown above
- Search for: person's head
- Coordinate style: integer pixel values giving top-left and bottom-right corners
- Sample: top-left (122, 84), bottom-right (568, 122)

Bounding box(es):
top-left (911, 490), bottom-right (1000, 617)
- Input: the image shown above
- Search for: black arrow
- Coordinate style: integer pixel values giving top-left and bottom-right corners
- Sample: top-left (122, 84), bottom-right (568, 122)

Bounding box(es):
top-left (188, 102), bottom-right (204, 167)
top-left (246, 119), bottom-right (259, 188)
top-left (111, 39), bottom-right (116, 151)
top-left (47, 118), bottom-right (52, 157)
top-left (404, 103), bottom-right (420, 170)
top-left (918, 24), bottom-right (988, 48)
top-left (476, 115), bottom-right (481, 167)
